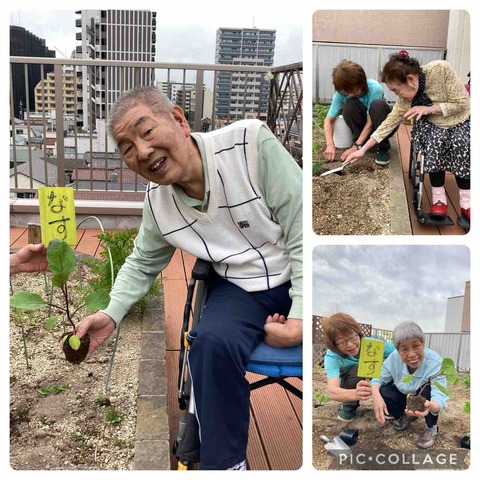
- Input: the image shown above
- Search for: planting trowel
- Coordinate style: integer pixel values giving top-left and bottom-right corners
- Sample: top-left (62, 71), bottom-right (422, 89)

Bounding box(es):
top-left (319, 164), bottom-right (345, 177)
top-left (320, 434), bottom-right (351, 457)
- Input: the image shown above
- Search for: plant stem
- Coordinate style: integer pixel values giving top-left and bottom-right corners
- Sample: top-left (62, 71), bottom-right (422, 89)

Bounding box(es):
top-left (20, 324), bottom-right (30, 369)
top-left (61, 284), bottom-right (76, 331)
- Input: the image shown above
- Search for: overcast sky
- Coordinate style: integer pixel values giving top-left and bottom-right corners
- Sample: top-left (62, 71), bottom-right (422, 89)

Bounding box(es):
top-left (312, 245), bottom-right (470, 333)
top-left (9, 7), bottom-right (302, 67)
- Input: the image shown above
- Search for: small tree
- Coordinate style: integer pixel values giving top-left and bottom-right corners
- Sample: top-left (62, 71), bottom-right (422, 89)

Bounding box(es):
top-left (10, 239), bottom-right (110, 364)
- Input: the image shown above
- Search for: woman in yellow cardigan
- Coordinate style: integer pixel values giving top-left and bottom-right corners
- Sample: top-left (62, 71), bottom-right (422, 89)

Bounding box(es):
top-left (344, 51), bottom-right (470, 221)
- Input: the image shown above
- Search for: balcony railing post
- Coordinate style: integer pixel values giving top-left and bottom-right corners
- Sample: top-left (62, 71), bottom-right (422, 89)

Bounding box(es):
top-left (54, 63), bottom-right (66, 186)
top-left (194, 70), bottom-right (204, 131)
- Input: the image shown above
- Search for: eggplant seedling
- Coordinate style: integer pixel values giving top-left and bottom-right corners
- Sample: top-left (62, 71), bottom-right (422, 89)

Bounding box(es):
top-left (402, 357), bottom-right (459, 412)
top-left (10, 239), bottom-right (110, 364)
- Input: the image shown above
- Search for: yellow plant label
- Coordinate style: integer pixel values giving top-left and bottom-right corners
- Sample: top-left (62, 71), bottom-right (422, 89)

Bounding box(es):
top-left (38, 187), bottom-right (77, 246)
top-left (357, 338), bottom-right (385, 378)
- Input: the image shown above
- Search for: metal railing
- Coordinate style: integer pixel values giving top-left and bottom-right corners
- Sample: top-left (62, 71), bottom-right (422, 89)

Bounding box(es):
top-left (10, 56), bottom-right (302, 200)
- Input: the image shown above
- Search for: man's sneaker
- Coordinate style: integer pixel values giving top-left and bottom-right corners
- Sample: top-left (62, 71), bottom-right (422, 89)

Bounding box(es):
top-left (375, 148), bottom-right (390, 166)
top-left (337, 407), bottom-right (356, 422)
top-left (461, 207), bottom-right (470, 221)
top-left (393, 414), bottom-right (418, 431)
top-left (429, 201), bottom-right (447, 219)
top-left (416, 427), bottom-right (439, 449)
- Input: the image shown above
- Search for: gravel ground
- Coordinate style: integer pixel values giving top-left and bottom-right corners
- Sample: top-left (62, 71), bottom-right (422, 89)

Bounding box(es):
top-left (312, 156), bottom-right (391, 236)
top-left (10, 267), bottom-right (142, 470)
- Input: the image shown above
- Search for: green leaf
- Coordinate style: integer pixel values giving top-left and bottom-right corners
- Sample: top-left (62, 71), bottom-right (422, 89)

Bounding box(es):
top-left (45, 316), bottom-right (59, 331)
top-left (402, 373), bottom-right (415, 383)
top-left (105, 407), bottom-right (124, 424)
top-left (68, 335), bottom-right (81, 351)
top-left (47, 239), bottom-right (76, 285)
top-left (61, 334), bottom-right (69, 345)
top-left (433, 381), bottom-right (451, 398)
top-left (440, 358), bottom-right (459, 384)
top-left (84, 289), bottom-right (110, 313)
top-left (52, 272), bottom-right (70, 288)
top-left (464, 401), bottom-right (470, 414)
top-left (312, 162), bottom-right (323, 174)
top-left (10, 292), bottom-right (46, 310)
top-left (37, 383), bottom-right (70, 396)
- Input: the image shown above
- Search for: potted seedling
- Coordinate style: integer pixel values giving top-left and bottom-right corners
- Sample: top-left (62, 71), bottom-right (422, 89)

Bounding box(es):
top-left (10, 239), bottom-right (110, 364)
top-left (402, 357), bottom-right (459, 412)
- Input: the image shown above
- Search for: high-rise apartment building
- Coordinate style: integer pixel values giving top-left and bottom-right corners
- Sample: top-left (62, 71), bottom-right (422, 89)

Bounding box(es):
top-left (34, 65), bottom-right (76, 116)
top-left (75, 9), bottom-right (157, 130)
top-left (214, 27), bottom-right (275, 124)
top-left (10, 26), bottom-right (55, 119)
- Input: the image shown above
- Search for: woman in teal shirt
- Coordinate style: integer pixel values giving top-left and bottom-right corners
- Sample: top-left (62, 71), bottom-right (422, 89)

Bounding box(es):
top-left (322, 313), bottom-right (395, 421)
top-left (323, 60), bottom-right (393, 166)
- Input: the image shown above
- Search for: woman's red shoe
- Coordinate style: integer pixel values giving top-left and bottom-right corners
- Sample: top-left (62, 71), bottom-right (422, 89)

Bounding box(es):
top-left (429, 201), bottom-right (447, 218)
top-left (461, 207), bottom-right (470, 221)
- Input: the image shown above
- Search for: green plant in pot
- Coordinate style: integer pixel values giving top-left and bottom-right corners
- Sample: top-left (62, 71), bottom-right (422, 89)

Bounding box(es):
top-left (402, 357), bottom-right (459, 412)
top-left (10, 239), bottom-right (110, 364)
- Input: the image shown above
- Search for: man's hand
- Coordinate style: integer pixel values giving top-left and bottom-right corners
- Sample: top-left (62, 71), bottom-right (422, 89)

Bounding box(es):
top-left (342, 148), bottom-right (364, 166)
top-left (324, 144), bottom-right (336, 162)
top-left (75, 312), bottom-right (116, 358)
top-left (10, 244), bottom-right (48, 275)
top-left (340, 146), bottom-right (358, 162)
top-left (264, 315), bottom-right (302, 347)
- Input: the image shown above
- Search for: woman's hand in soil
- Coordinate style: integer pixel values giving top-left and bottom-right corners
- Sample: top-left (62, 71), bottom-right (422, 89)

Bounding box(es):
top-left (373, 395), bottom-right (389, 425)
top-left (75, 312), bottom-right (116, 358)
top-left (354, 380), bottom-right (372, 400)
top-left (342, 149), bottom-right (364, 166)
top-left (340, 146), bottom-right (358, 162)
top-left (324, 144), bottom-right (336, 161)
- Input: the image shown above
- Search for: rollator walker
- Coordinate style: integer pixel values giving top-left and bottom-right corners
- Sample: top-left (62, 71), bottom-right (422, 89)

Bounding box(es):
top-left (172, 258), bottom-right (303, 470)
top-left (408, 135), bottom-right (469, 231)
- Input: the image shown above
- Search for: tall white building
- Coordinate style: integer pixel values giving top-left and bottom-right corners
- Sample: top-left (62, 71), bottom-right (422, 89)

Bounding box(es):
top-left (75, 9), bottom-right (157, 130)
top-left (214, 27), bottom-right (275, 125)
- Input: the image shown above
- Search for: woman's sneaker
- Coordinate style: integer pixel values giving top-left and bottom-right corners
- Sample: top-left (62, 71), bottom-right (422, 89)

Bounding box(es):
top-left (337, 406), bottom-right (356, 421)
top-left (375, 148), bottom-right (390, 166)
top-left (429, 201), bottom-right (447, 219)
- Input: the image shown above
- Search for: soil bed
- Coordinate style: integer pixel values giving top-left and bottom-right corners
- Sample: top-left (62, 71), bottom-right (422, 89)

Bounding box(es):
top-left (312, 155), bottom-right (391, 236)
top-left (10, 267), bottom-right (142, 470)
top-left (312, 368), bottom-right (470, 470)
top-left (312, 120), bottom-right (392, 236)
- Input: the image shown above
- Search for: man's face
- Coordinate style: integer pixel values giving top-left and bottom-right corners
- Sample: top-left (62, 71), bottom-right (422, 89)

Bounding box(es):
top-left (113, 103), bottom-right (192, 186)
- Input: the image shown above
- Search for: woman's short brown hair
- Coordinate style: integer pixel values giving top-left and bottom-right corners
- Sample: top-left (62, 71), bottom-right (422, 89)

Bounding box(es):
top-left (322, 312), bottom-right (364, 355)
top-left (381, 51), bottom-right (421, 84)
top-left (332, 60), bottom-right (368, 95)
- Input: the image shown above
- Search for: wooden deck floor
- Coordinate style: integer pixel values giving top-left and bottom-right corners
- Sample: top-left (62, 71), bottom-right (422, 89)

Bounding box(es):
top-left (10, 228), bottom-right (303, 470)
top-left (395, 123), bottom-right (467, 235)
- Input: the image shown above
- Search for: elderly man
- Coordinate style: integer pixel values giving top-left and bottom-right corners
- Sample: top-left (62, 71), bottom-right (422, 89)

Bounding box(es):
top-left (76, 86), bottom-right (302, 470)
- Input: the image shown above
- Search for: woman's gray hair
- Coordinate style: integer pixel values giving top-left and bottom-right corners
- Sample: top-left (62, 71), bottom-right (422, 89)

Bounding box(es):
top-left (392, 321), bottom-right (425, 349)
top-left (107, 86), bottom-right (173, 139)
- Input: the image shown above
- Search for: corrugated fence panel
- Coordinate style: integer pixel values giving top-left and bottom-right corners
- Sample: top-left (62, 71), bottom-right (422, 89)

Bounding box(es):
top-left (371, 329), bottom-right (470, 371)
top-left (313, 43), bottom-right (446, 104)
top-left (425, 333), bottom-right (470, 371)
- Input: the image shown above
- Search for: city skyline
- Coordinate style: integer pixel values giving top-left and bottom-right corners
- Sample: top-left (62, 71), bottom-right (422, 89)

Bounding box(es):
top-left (9, 9), bottom-right (302, 67)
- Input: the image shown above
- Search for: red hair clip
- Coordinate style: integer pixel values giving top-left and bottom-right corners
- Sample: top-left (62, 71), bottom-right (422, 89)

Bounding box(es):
top-left (398, 50), bottom-right (410, 58)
